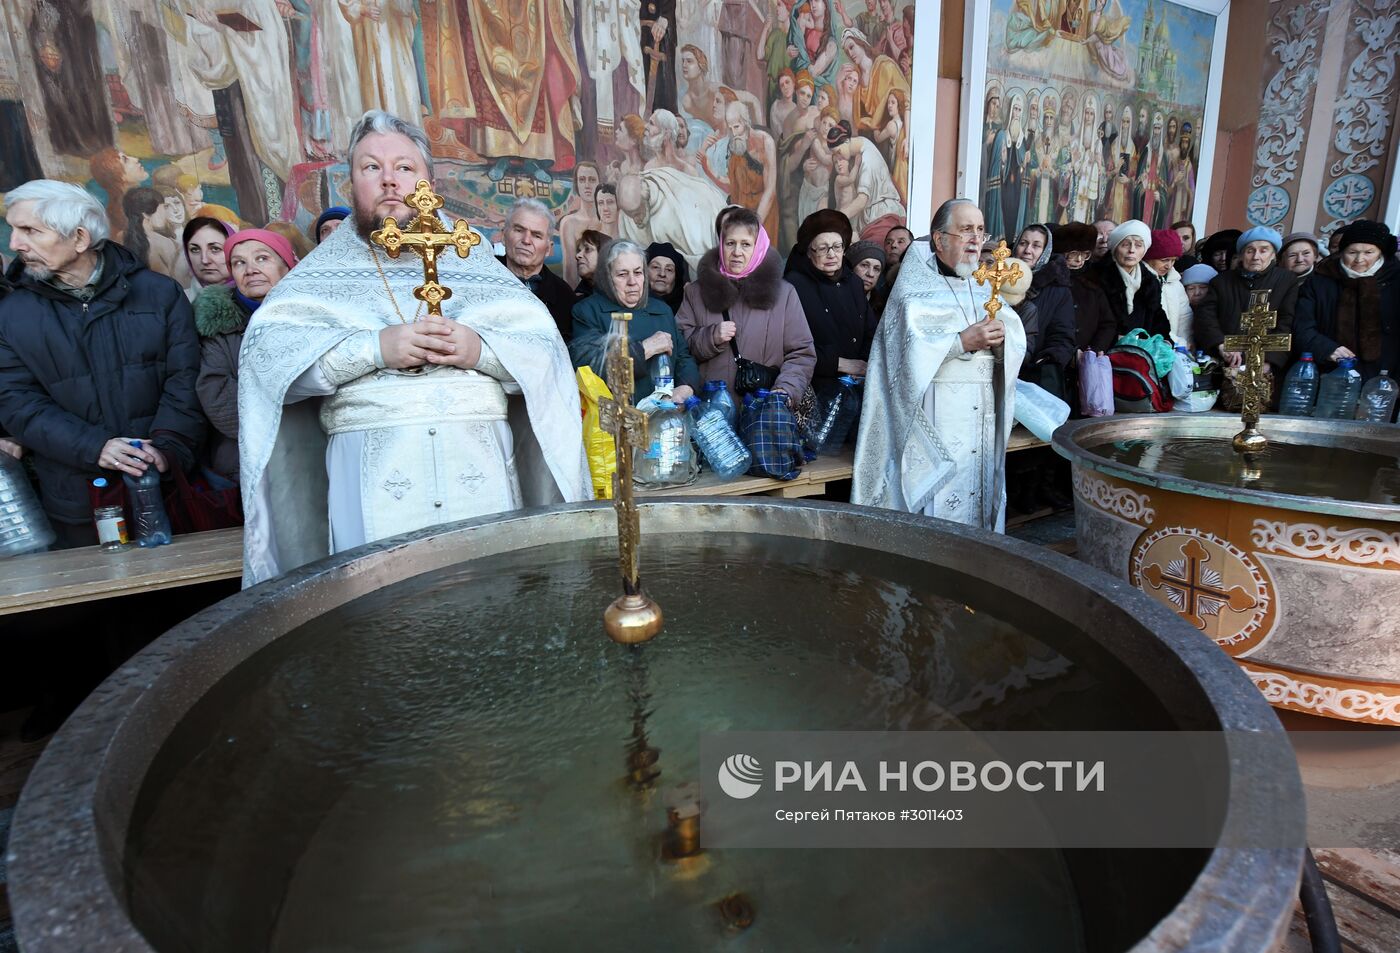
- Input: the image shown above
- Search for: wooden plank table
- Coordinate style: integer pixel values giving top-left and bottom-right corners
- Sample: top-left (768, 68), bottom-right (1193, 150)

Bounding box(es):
top-left (0, 429), bottom-right (1048, 616)
top-left (0, 527), bottom-right (243, 617)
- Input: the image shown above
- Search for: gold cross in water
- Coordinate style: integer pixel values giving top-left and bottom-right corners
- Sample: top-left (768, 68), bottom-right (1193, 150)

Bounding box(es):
top-left (597, 312), bottom-right (663, 644)
top-left (370, 179), bottom-right (481, 317)
top-left (1223, 290), bottom-right (1292, 454)
top-left (972, 240), bottom-right (1023, 322)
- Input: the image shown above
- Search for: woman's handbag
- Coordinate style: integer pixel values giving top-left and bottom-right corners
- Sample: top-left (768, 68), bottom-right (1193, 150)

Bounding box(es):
top-left (725, 310), bottom-right (779, 394)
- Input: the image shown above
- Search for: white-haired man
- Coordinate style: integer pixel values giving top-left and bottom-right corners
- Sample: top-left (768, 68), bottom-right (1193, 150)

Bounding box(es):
top-left (852, 198), bottom-right (1026, 531)
top-left (499, 197), bottom-right (577, 340)
top-left (238, 111), bottom-right (590, 585)
top-left (0, 179), bottom-right (204, 548)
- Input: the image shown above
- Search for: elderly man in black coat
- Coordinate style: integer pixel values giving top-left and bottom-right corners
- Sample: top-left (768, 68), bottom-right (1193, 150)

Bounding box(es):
top-left (0, 180), bottom-right (204, 548)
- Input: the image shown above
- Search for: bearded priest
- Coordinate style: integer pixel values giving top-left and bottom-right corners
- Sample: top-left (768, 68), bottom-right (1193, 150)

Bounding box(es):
top-left (851, 199), bottom-right (1025, 531)
top-left (238, 111), bottom-right (590, 585)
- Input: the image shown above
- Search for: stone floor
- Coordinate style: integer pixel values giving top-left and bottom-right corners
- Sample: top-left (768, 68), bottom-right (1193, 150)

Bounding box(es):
top-left (1, 509), bottom-right (1397, 952)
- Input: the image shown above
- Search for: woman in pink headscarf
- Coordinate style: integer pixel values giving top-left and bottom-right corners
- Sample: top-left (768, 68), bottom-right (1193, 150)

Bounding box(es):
top-left (193, 229), bottom-right (299, 481)
top-left (675, 206), bottom-right (816, 398)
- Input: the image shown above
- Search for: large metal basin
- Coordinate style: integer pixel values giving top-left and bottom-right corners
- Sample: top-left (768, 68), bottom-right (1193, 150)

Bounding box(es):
top-left (1055, 414), bottom-right (1400, 725)
top-left (8, 500), bottom-right (1303, 951)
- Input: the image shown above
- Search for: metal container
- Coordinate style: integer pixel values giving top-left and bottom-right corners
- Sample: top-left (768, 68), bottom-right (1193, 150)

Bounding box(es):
top-left (9, 500), bottom-right (1304, 951)
top-left (1055, 414), bottom-right (1400, 725)
top-left (0, 452), bottom-right (55, 557)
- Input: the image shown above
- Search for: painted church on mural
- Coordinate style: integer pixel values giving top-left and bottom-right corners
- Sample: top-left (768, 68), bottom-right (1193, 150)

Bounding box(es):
top-left (0, 0), bottom-right (916, 280)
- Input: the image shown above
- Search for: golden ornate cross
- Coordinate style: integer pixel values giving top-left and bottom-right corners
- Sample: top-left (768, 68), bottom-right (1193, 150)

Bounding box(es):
top-left (1223, 290), bottom-right (1292, 454)
top-left (972, 240), bottom-right (1023, 321)
top-left (369, 179), bottom-right (481, 317)
top-left (597, 312), bottom-right (663, 644)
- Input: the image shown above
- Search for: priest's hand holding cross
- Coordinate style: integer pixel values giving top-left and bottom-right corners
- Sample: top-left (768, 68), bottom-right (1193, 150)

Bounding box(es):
top-left (371, 179), bottom-right (486, 371)
top-left (960, 241), bottom-right (1021, 352)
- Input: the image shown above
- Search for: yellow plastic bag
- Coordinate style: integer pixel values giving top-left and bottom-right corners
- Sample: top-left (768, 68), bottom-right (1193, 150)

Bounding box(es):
top-left (577, 367), bottom-right (617, 499)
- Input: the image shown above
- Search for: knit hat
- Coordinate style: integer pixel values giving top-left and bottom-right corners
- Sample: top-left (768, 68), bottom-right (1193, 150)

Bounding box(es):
top-left (999, 259), bottom-right (1033, 305)
top-left (314, 206), bottom-right (350, 243)
top-left (225, 228), bottom-right (299, 269)
top-left (1235, 226), bottom-right (1282, 253)
top-left (1281, 231), bottom-right (1319, 255)
top-left (1052, 222), bottom-right (1097, 255)
top-left (1336, 219), bottom-right (1397, 259)
top-left (1107, 219), bottom-right (1151, 252)
top-left (1146, 228), bottom-right (1183, 260)
top-left (846, 240), bottom-right (886, 269)
top-left (1180, 263), bottom-right (1218, 286)
top-left (797, 208), bottom-right (853, 252)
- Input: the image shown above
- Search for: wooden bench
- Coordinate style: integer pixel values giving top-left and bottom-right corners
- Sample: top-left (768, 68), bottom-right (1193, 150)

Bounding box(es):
top-left (0, 527), bottom-right (243, 617)
top-left (0, 429), bottom-right (1048, 616)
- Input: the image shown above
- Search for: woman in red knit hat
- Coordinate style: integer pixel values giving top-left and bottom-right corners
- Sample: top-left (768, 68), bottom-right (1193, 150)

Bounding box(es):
top-left (1145, 228), bottom-right (1192, 348)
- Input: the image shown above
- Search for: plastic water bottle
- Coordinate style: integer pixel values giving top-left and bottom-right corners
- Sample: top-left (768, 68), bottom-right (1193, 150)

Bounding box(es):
top-left (708, 380), bottom-right (738, 429)
top-left (1277, 353), bottom-right (1319, 417)
top-left (685, 396), bottom-right (751, 479)
top-left (1358, 370), bottom-right (1398, 423)
top-left (1314, 358), bottom-right (1363, 420)
top-left (0, 452), bottom-right (55, 557)
top-left (812, 376), bottom-right (862, 453)
top-left (633, 401), bottom-right (698, 487)
top-left (651, 353), bottom-right (674, 395)
top-left (121, 440), bottom-right (173, 546)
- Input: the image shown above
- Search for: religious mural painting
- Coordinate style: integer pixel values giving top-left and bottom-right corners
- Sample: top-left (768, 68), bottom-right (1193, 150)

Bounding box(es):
top-left (976, 0), bottom-right (1219, 242)
top-left (0, 0), bottom-right (916, 286)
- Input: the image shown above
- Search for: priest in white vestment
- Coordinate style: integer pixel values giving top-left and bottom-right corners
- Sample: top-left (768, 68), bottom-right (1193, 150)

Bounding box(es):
top-left (852, 199), bottom-right (1025, 532)
top-left (239, 111), bottom-right (590, 585)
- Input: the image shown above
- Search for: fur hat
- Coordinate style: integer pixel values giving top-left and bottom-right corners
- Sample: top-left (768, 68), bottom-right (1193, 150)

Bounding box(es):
top-left (797, 208), bottom-right (853, 252)
top-left (1052, 222), bottom-right (1097, 255)
top-left (1199, 229), bottom-right (1242, 260)
top-left (1146, 228), bottom-right (1183, 260)
top-left (1337, 219), bottom-right (1397, 259)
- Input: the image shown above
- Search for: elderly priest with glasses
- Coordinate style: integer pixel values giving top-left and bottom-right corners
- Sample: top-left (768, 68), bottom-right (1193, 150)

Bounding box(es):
top-left (852, 199), bottom-right (1026, 531)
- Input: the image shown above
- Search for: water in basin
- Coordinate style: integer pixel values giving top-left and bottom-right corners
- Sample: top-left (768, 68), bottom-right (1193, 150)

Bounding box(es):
top-left (1086, 436), bottom-right (1400, 503)
top-left (124, 533), bottom-right (1193, 952)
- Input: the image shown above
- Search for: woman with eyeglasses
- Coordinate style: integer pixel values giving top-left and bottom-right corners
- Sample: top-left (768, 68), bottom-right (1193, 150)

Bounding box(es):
top-left (784, 209), bottom-right (879, 392)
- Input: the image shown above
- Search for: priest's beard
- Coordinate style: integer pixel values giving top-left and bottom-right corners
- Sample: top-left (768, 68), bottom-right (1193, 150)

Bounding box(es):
top-left (953, 261), bottom-right (975, 279)
top-left (354, 204), bottom-right (412, 242)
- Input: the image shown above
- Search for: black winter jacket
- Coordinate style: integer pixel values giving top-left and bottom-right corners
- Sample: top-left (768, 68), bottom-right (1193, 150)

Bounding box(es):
top-left (783, 253), bottom-right (879, 390)
top-left (1194, 263), bottom-right (1300, 369)
top-left (498, 256), bottom-right (576, 341)
top-left (0, 243), bottom-right (204, 524)
top-left (1077, 255), bottom-right (1173, 341)
top-left (1024, 255), bottom-right (1078, 370)
top-left (1293, 256), bottom-right (1400, 379)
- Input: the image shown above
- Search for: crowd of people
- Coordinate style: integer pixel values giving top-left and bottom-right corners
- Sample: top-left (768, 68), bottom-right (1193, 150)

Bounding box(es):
top-left (2, 108), bottom-right (1398, 743)
top-left (2, 108), bottom-right (1398, 564)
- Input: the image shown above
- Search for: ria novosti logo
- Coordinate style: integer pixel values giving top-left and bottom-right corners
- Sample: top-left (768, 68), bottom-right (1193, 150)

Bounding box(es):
top-left (717, 753), bottom-right (764, 799)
